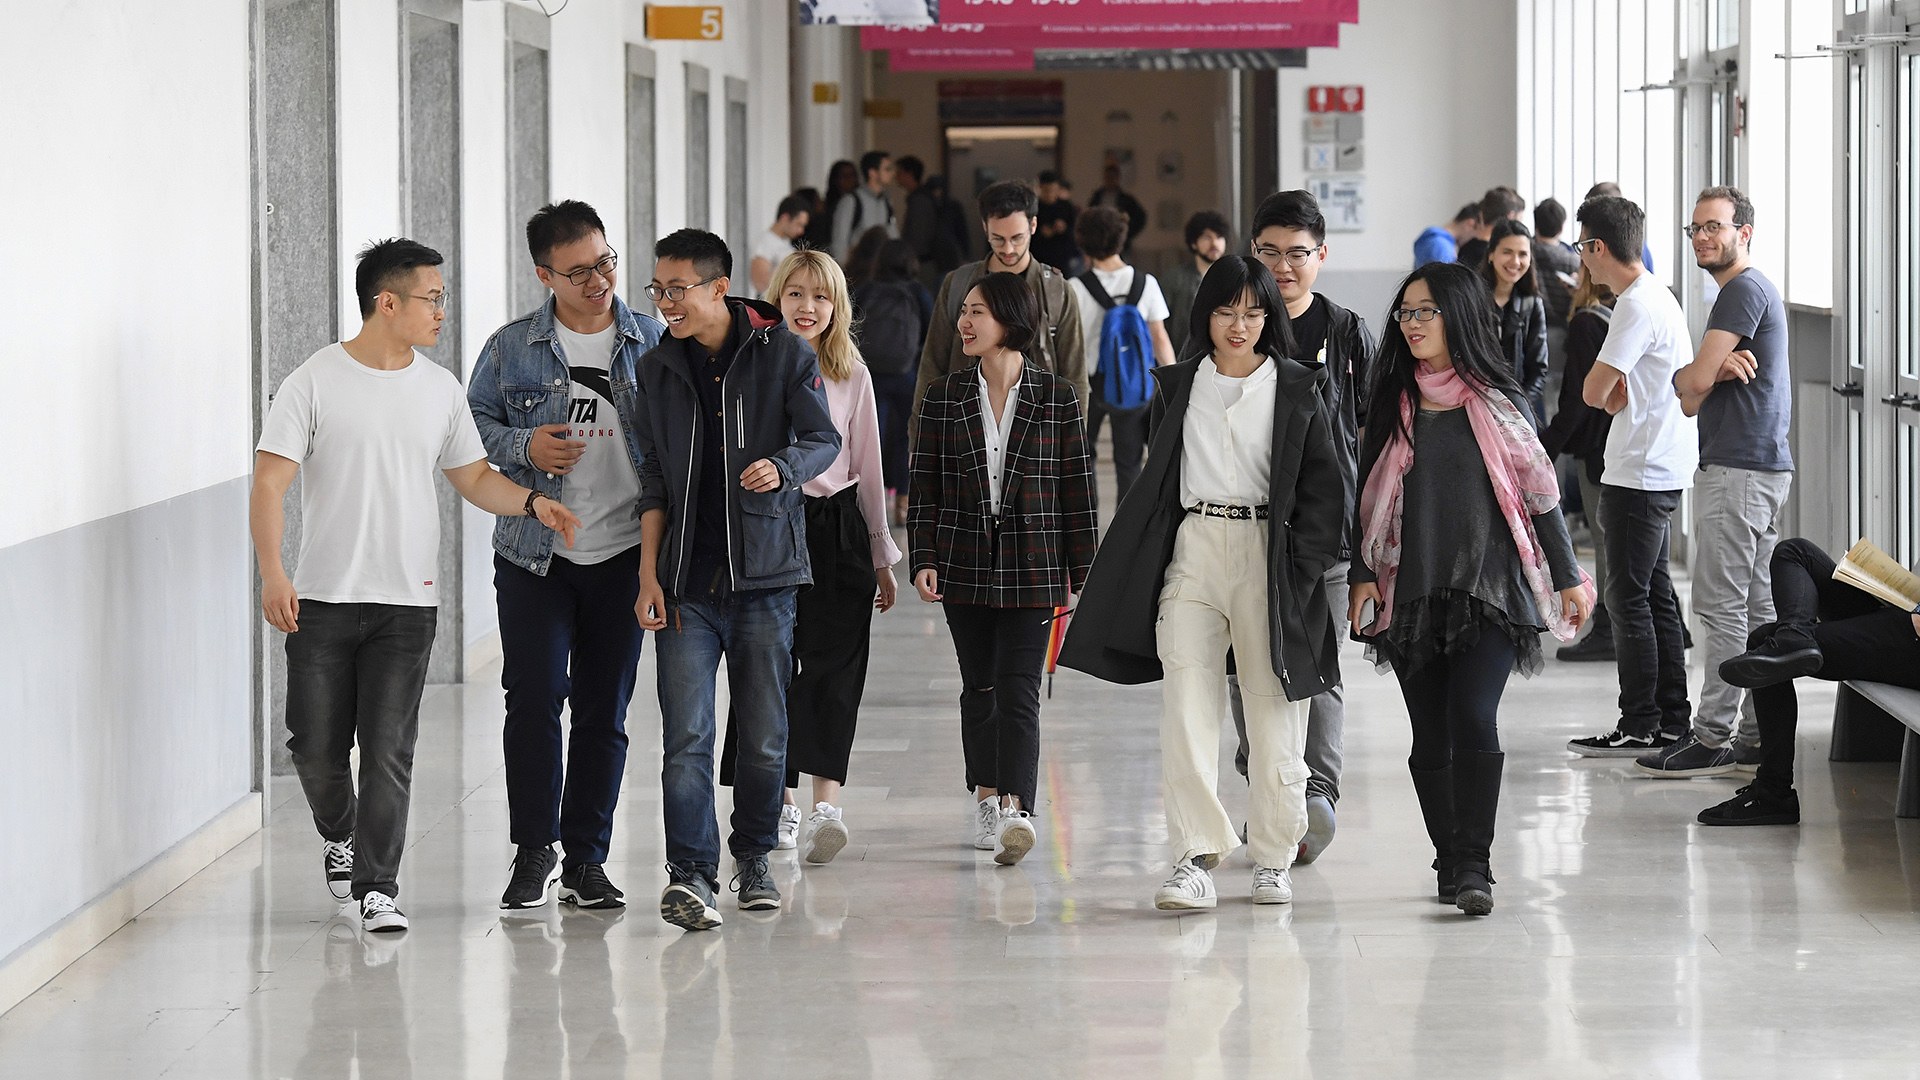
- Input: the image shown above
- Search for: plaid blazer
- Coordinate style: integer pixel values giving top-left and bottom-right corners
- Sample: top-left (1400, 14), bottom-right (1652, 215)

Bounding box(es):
top-left (908, 360), bottom-right (1098, 608)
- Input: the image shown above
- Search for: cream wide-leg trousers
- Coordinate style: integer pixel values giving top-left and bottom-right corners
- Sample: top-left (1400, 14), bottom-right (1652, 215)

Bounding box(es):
top-left (1155, 513), bottom-right (1312, 869)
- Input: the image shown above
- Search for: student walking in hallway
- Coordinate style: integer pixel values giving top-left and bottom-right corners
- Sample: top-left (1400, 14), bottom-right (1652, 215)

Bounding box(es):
top-left (1067, 205), bottom-right (1177, 504)
top-left (253, 239), bottom-right (581, 934)
top-left (469, 201), bottom-right (665, 911)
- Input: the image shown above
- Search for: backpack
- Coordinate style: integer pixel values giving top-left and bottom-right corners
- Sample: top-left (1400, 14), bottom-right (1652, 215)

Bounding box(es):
top-left (854, 280), bottom-right (925, 376)
top-left (1078, 269), bottom-right (1154, 411)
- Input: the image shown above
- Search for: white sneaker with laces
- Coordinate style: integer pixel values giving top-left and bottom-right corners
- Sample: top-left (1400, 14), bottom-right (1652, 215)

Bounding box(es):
top-left (973, 798), bottom-right (998, 850)
top-left (1155, 859), bottom-right (1217, 910)
top-left (994, 807), bottom-right (1036, 866)
top-left (804, 803), bottom-right (848, 864)
top-left (1252, 865), bottom-right (1293, 904)
top-left (359, 891), bottom-right (409, 933)
top-left (323, 838), bottom-right (354, 903)
top-left (776, 803), bottom-right (802, 851)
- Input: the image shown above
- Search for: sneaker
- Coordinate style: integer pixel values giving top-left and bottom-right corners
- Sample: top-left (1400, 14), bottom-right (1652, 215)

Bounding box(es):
top-left (559, 863), bottom-right (625, 908)
top-left (1634, 733), bottom-right (1738, 778)
top-left (994, 808), bottom-right (1036, 866)
top-left (1569, 727), bottom-right (1669, 758)
top-left (322, 838), bottom-right (354, 903)
top-left (732, 854), bottom-right (782, 911)
top-left (1555, 629), bottom-right (1616, 662)
top-left (776, 803), bottom-right (802, 851)
top-left (660, 870), bottom-right (724, 931)
top-left (1729, 739), bottom-right (1763, 774)
top-left (1154, 858), bottom-right (1218, 910)
top-left (500, 844), bottom-right (562, 909)
top-left (1719, 631), bottom-right (1823, 688)
top-left (1297, 795), bottom-right (1336, 864)
top-left (1252, 865), bottom-right (1293, 904)
top-left (803, 803), bottom-right (848, 865)
top-left (972, 798), bottom-right (999, 851)
top-left (1698, 783), bottom-right (1801, 826)
top-left (359, 891), bottom-right (409, 933)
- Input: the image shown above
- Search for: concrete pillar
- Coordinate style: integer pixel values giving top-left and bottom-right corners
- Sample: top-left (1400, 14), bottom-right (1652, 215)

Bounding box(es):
top-left (788, 24), bottom-right (863, 193)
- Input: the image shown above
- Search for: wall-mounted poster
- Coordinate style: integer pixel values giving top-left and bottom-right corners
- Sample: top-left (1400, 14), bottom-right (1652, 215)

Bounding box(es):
top-left (800, 0), bottom-right (937, 25)
top-left (1308, 174), bottom-right (1364, 231)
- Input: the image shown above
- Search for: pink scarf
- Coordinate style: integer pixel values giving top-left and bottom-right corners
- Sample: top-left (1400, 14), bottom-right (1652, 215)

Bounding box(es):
top-left (1356, 361), bottom-right (1594, 641)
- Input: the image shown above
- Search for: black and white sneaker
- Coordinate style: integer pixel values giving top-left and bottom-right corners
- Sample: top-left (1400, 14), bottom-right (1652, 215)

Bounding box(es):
top-left (359, 891), bottom-right (409, 933)
top-left (1634, 733), bottom-right (1739, 778)
top-left (500, 844), bottom-right (562, 909)
top-left (732, 854), bottom-right (782, 911)
top-left (322, 837), bottom-right (354, 903)
top-left (1569, 727), bottom-right (1673, 758)
top-left (559, 863), bottom-right (625, 908)
top-left (660, 869), bottom-right (724, 931)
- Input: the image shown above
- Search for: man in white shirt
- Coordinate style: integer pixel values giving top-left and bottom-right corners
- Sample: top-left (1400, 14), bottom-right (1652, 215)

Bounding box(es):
top-left (1066, 205), bottom-right (1175, 502)
top-left (749, 194), bottom-right (810, 295)
top-left (1567, 196), bottom-right (1701, 758)
top-left (831, 150), bottom-right (899, 261)
top-left (253, 239), bottom-right (580, 934)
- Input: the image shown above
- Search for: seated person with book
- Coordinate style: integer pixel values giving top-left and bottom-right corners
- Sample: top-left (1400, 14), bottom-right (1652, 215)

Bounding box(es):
top-left (1698, 538), bottom-right (1920, 826)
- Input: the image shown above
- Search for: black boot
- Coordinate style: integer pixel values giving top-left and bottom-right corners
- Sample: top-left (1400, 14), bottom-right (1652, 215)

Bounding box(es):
top-left (1407, 761), bottom-right (1457, 903)
top-left (1451, 749), bottom-right (1504, 916)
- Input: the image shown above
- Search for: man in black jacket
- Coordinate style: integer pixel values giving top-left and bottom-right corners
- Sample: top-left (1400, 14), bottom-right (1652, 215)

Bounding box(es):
top-left (1230, 190), bottom-right (1376, 865)
top-left (632, 230), bottom-right (840, 931)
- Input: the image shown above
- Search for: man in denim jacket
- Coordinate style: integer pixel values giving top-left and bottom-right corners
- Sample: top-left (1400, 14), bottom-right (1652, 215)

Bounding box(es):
top-left (469, 201), bottom-right (664, 911)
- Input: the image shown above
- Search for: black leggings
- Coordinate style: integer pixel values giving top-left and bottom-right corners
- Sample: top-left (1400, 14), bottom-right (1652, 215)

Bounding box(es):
top-left (1393, 630), bottom-right (1516, 771)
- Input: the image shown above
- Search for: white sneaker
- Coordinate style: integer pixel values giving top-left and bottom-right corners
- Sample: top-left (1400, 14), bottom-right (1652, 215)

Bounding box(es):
top-left (359, 891), bottom-right (409, 933)
top-left (972, 798), bottom-right (998, 850)
top-left (803, 803), bottom-right (848, 865)
top-left (776, 803), bottom-right (802, 851)
top-left (994, 808), bottom-right (1036, 866)
top-left (1155, 859), bottom-right (1217, 910)
top-left (322, 838), bottom-right (354, 903)
top-left (1252, 865), bottom-right (1293, 905)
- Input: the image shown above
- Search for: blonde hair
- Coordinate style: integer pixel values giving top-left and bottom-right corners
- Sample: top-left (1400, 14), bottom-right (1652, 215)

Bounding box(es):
top-left (766, 249), bottom-right (861, 382)
top-left (1569, 264), bottom-right (1614, 310)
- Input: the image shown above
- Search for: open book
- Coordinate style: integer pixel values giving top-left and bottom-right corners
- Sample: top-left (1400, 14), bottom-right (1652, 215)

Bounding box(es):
top-left (1835, 538), bottom-right (1920, 611)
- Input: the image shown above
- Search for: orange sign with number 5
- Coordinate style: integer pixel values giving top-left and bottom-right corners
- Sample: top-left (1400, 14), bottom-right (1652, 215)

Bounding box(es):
top-left (646, 5), bottom-right (723, 40)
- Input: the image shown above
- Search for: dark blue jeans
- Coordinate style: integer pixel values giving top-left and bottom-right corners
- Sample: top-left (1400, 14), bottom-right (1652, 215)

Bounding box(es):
top-left (656, 587), bottom-right (797, 886)
top-left (872, 371), bottom-right (916, 493)
top-left (494, 547), bottom-right (644, 867)
top-left (1599, 484), bottom-right (1691, 737)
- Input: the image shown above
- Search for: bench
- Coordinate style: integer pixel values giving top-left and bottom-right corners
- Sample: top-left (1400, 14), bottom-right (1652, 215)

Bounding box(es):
top-left (1831, 681), bottom-right (1920, 818)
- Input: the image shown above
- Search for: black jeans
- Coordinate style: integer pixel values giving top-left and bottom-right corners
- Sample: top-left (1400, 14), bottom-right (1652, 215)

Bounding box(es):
top-left (1392, 629), bottom-right (1514, 770)
top-left (1753, 538), bottom-right (1920, 789)
top-left (1599, 484), bottom-right (1691, 737)
top-left (285, 601), bottom-right (438, 899)
top-left (1087, 387), bottom-right (1150, 504)
top-left (495, 547), bottom-right (645, 867)
top-left (942, 603), bottom-right (1052, 813)
top-left (873, 371), bottom-right (917, 493)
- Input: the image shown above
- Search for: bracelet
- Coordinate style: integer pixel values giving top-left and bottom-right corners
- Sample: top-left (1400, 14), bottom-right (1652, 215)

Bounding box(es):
top-left (524, 489), bottom-right (549, 518)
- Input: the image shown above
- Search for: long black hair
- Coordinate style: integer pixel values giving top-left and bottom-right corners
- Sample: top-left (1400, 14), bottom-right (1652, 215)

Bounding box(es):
top-left (1478, 217), bottom-right (1541, 299)
top-left (1181, 254), bottom-right (1296, 362)
top-left (1360, 262), bottom-right (1519, 468)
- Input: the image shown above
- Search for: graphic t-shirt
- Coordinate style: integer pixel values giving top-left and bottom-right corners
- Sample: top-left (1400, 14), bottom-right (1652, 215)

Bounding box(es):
top-left (1700, 267), bottom-right (1793, 472)
top-left (257, 344), bottom-right (486, 606)
top-left (553, 320), bottom-right (644, 564)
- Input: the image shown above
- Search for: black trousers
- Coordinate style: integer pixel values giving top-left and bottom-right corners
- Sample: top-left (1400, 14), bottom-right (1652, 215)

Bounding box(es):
top-left (873, 371), bottom-right (917, 494)
top-left (1600, 484), bottom-right (1691, 737)
top-left (1392, 629), bottom-right (1515, 770)
top-left (1753, 538), bottom-right (1920, 789)
top-left (1087, 386), bottom-right (1150, 504)
top-left (942, 603), bottom-right (1052, 813)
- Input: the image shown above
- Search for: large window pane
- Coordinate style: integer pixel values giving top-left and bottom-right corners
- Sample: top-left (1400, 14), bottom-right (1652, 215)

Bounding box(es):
top-left (1785, 0), bottom-right (1833, 308)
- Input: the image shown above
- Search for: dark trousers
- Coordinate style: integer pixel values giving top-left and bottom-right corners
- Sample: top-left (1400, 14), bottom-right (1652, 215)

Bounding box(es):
top-left (1599, 484), bottom-right (1691, 736)
top-left (285, 601), bottom-right (438, 900)
top-left (873, 371), bottom-right (917, 493)
top-left (1753, 538), bottom-right (1920, 789)
top-left (494, 547), bottom-right (644, 867)
top-left (1087, 387), bottom-right (1150, 504)
top-left (1392, 629), bottom-right (1514, 770)
top-left (942, 603), bottom-right (1052, 813)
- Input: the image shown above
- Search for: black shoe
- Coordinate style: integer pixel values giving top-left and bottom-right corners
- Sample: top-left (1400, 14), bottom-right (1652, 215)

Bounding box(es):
top-left (1432, 857), bottom-right (1458, 904)
top-left (1719, 630), bottom-right (1823, 689)
top-left (1568, 727), bottom-right (1662, 758)
top-left (1634, 733), bottom-right (1739, 778)
top-left (1698, 783), bottom-right (1801, 826)
top-left (1407, 760), bottom-right (1456, 903)
top-left (559, 863), bottom-right (626, 908)
top-left (1451, 750), bottom-right (1503, 917)
top-left (500, 845), bottom-right (562, 910)
top-left (731, 854), bottom-right (782, 911)
top-left (660, 868), bottom-right (724, 931)
top-left (1454, 866), bottom-right (1495, 916)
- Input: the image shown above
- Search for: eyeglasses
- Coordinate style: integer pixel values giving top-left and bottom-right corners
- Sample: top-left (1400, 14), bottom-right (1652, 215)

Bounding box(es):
top-left (1572, 238), bottom-right (1606, 254)
top-left (541, 250), bottom-right (619, 288)
top-left (1211, 308), bottom-right (1268, 326)
top-left (645, 275), bottom-right (722, 303)
top-left (1252, 245), bottom-right (1321, 268)
top-left (1681, 221), bottom-right (1739, 239)
top-left (987, 233), bottom-right (1028, 251)
top-left (1390, 306), bottom-right (1443, 324)
top-left (407, 292), bottom-right (449, 312)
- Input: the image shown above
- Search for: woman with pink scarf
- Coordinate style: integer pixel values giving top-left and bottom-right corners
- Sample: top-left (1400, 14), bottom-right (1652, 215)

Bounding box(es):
top-left (1348, 263), bottom-right (1594, 916)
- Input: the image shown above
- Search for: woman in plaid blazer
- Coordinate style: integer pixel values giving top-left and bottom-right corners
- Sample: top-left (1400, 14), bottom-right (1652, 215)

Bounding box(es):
top-left (908, 273), bottom-right (1098, 867)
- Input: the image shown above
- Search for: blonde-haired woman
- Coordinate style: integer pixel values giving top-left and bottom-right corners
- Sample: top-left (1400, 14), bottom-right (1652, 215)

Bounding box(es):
top-left (720, 249), bottom-right (901, 865)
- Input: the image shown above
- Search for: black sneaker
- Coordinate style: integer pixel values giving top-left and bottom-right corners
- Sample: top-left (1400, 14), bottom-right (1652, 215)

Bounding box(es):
top-left (1555, 629), bottom-right (1615, 662)
top-left (660, 869), bottom-right (724, 931)
top-left (322, 837), bottom-right (354, 903)
top-left (500, 844), bottom-right (562, 909)
top-left (1719, 631), bottom-right (1823, 688)
top-left (1569, 727), bottom-right (1660, 758)
top-left (731, 854), bottom-right (782, 911)
top-left (1698, 783), bottom-right (1801, 826)
top-left (1634, 733), bottom-right (1738, 778)
top-left (559, 863), bottom-right (625, 908)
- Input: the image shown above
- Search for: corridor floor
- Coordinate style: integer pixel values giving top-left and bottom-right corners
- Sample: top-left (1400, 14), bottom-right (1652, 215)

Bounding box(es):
top-left (5, 561), bottom-right (1920, 1077)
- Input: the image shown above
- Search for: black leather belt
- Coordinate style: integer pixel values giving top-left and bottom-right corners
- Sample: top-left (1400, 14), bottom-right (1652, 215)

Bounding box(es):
top-left (1187, 502), bottom-right (1269, 520)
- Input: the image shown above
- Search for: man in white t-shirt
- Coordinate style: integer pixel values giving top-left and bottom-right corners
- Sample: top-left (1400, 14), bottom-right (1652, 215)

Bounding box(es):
top-left (1567, 196), bottom-right (1701, 759)
top-left (749, 193), bottom-right (810, 295)
top-left (253, 239), bottom-right (580, 934)
top-left (1066, 205), bottom-right (1175, 502)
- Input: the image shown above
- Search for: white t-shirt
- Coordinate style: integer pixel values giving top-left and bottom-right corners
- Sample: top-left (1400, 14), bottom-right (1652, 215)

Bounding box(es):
top-left (1596, 273), bottom-right (1699, 490)
top-left (1068, 265), bottom-right (1171, 379)
top-left (751, 228), bottom-right (796, 278)
top-left (552, 321), bottom-right (645, 564)
top-left (1181, 356), bottom-right (1276, 507)
top-left (258, 344), bottom-right (487, 606)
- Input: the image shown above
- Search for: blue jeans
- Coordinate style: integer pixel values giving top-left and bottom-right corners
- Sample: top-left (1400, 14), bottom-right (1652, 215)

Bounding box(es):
top-left (656, 588), bottom-right (797, 885)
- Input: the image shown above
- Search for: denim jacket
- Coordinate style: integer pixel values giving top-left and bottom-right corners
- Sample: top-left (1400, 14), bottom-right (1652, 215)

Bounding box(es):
top-left (468, 295), bottom-right (666, 574)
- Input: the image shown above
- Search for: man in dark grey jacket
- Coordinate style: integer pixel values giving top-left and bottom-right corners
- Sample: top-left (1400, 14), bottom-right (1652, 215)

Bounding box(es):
top-left (631, 230), bottom-right (840, 931)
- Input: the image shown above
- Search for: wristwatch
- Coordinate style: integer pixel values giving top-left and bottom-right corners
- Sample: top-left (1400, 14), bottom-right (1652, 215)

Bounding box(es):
top-left (524, 489), bottom-right (550, 518)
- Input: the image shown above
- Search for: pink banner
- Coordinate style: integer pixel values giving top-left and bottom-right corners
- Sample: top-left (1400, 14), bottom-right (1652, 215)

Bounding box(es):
top-left (935, 0), bottom-right (1357, 26)
top-left (863, 20), bottom-right (1340, 49)
top-left (888, 45), bottom-right (1037, 70)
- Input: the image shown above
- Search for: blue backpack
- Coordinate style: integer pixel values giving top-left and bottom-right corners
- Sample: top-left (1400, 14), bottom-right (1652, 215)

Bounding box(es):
top-left (1079, 269), bottom-right (1154, 410)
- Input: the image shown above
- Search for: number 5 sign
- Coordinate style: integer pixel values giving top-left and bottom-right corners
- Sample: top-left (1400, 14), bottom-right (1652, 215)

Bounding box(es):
top-left (646, 5), bottom-right (724, 40)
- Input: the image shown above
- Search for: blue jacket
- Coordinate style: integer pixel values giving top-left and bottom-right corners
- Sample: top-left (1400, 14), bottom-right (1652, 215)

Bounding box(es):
top-left (1413, 226), bottom-right (1458, 268)
top-left (468, 295), bottom-right (666, 574)
top-left (634, 297), bottom-right (841, 596)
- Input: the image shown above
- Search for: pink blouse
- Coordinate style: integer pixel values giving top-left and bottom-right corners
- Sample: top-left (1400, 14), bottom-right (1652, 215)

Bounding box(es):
top-left (802, 360), bottom-right (904, 569)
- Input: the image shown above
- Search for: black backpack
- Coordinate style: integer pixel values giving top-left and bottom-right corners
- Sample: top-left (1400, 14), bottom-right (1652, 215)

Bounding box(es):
top-left (855, 280), bottom-right (925, 376)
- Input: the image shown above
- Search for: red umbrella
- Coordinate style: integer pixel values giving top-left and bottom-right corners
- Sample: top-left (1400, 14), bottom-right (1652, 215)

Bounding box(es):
top-left (1045, 604), bottom-right (1071, 698)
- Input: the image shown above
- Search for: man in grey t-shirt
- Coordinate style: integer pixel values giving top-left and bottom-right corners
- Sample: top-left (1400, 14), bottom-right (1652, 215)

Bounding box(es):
top-left (1638, 186), bottom-right (1795, 779)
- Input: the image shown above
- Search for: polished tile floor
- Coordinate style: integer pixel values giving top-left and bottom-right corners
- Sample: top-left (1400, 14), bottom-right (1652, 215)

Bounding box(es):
top-left (7, 543), bottom-right (1920, 1077)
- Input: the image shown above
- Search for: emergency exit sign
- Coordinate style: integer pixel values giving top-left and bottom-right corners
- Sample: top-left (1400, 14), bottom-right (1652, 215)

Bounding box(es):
top-left (646, 5), bottom-right (723, 40)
